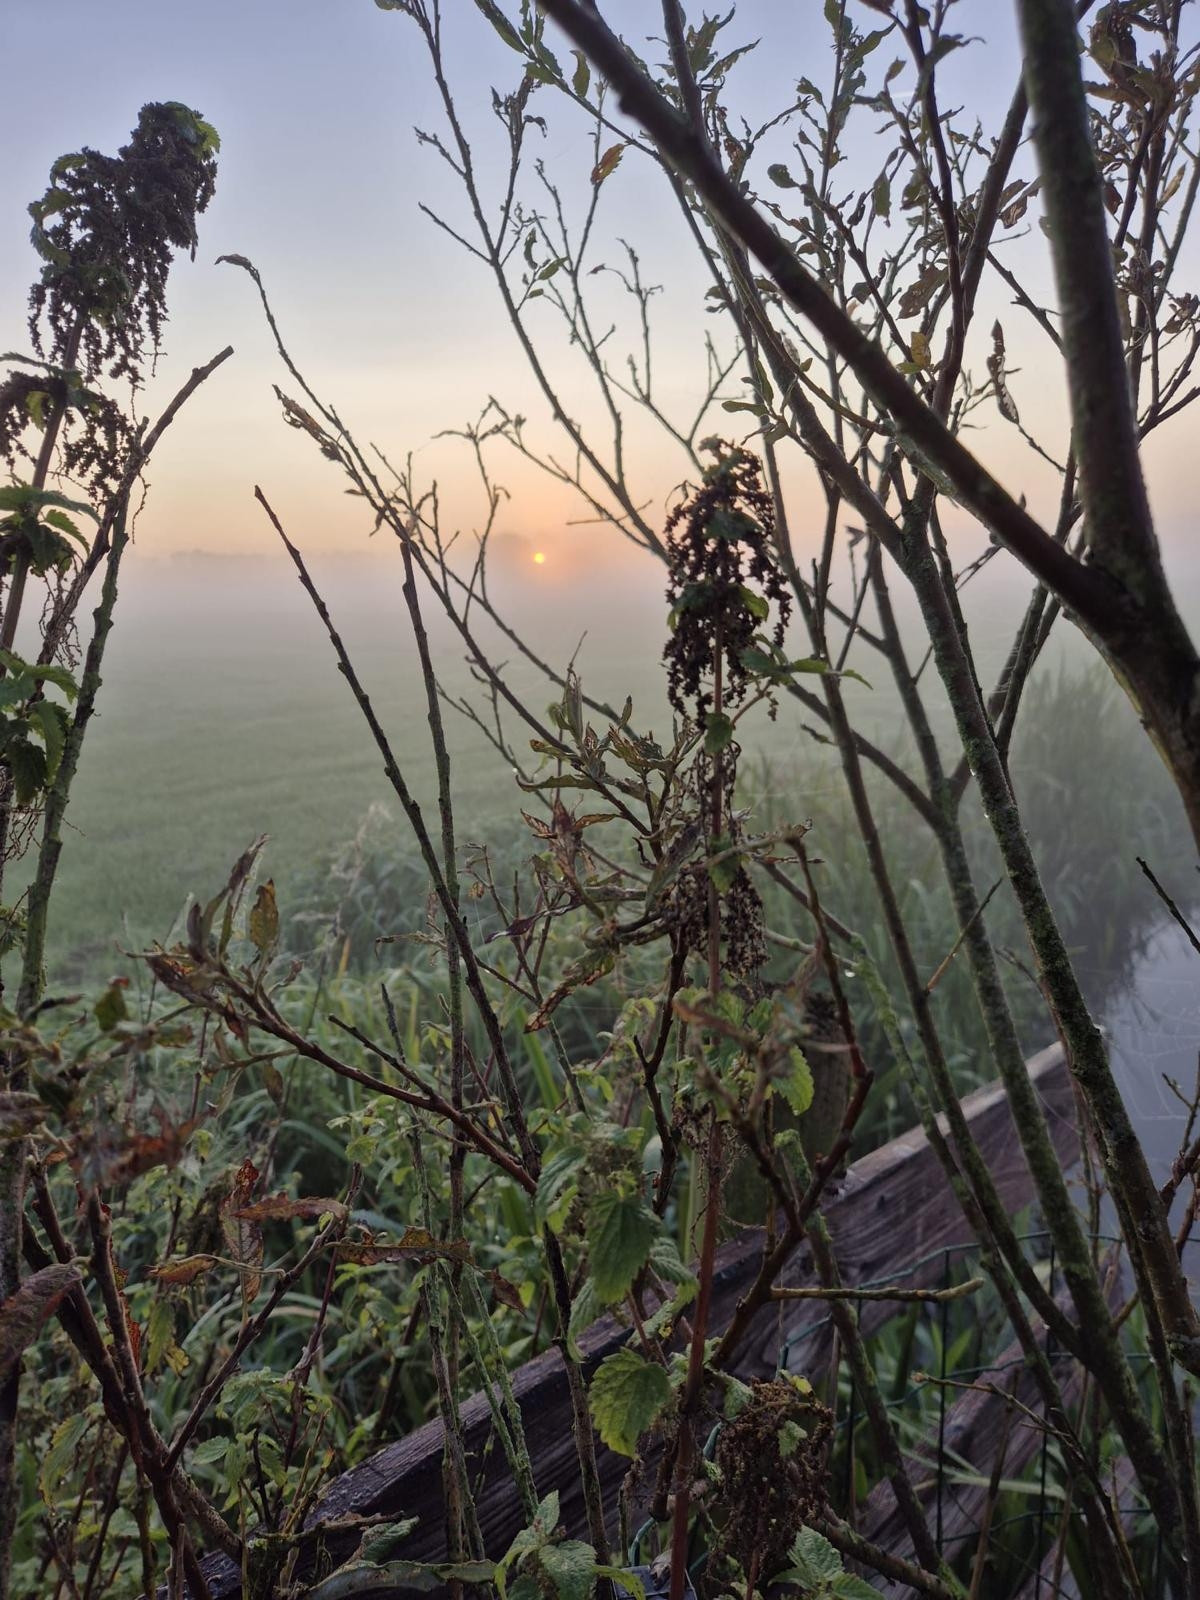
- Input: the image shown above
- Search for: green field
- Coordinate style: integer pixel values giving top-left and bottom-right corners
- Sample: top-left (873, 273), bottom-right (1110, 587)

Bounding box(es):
top-left (8, 548), bottom-right (1186, 995)
top-left (9, 556), bottom-right (673, 977)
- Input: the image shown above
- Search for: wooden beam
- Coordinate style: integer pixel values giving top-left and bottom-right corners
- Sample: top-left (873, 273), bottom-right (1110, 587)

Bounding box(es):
top-left (856, 1257), bottom-right (1125, 1600)
top-left (182, 1044), bottom-right (1075, 1598)
top-left (1009, 1459), bottom-right (1136, 1600)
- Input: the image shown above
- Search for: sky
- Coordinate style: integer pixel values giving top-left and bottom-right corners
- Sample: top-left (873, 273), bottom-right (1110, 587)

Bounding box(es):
top-left (0, 1), bottom-right (1197, 594)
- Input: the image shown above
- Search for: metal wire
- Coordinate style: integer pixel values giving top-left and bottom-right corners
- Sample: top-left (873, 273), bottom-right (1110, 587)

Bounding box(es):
top-left (628, 1230), bottom-right (1198, 1591)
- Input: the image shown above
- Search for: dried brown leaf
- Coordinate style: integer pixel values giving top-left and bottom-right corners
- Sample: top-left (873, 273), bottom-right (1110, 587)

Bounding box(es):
top-left (147, 1254), bottom-right (219, 1286)
top-left (232, 1194), bottom-right (348, 1225)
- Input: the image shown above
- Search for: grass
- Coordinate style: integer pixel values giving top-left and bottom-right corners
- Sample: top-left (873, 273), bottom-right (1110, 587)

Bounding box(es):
top-left (12, 556), bottom-right (1194, 1600)
top-left (8, 553), bottom-right (1191, 1043)
top-left (6, 558), bottom-right (670, 977)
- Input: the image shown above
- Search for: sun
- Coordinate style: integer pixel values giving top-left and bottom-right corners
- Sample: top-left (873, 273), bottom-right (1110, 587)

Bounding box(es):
top-left (532, 551), bottom-right (546, 565)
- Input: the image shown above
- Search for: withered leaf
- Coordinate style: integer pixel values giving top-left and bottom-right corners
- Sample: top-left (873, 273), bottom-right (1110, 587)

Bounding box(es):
top-left (77, 1114), bottom-right (206, 1190)
top-left (487, 1269), bottom-right (525, 1312)
top-left (987, 321), bottom-right (1020, 424)
top-left (147, 1254), bottom-right (219, 1286)
top-left (897, 264), bottom-right (947, 319)
top-left (231, 1194), bottom-right (348, 1225)
top-left (248, 880), bottom-right (279, 954)
top-left (338, 1226), bottom-right (472, 1267)
top-left (221, 1159), bottom-right (264, 1308)
top-left (591, 143), bottom-right (626, 186)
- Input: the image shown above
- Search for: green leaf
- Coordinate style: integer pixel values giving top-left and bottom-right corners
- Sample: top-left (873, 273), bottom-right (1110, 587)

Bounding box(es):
top-left (566, 1275), bottom-right (602, 1359)
top-left (305, 1559), bottom-right (496, 1597)
top-left (8, 739), bottom-right (46, 804)
top-left (642, 1274), bottom-right (697, 1342)
top-left (525, 60), bottom-right (560, 86)
top-left (704, 711), bottom-right (735, 756)
top-left (571, 49), bottom-right (590, 97)
top-left (595, 1569), bottom-right (645, 1600)
top-left (0, 679), bottom-right (33, 711)
top-left (30, 700), bottom-right (68, 784)
top-left (538, 1541), bottom-right (600, 1600)
top-left (707, 834), bottom-right (743, 895)
top-left (360, 1518), bottom-right (420, 1563)
top-left (847, 26), bottom-right (890, 70)
top-left (872, 173), bottom-right (891, 219)
top-left (648, 1235), bottom-right (696, 1288)
top-left (767, 162), bottom-right (798, 189)
top-left (737, 585), bottom-right (769, 621)
top-left (248, 879), bottom-right (278, 954)
top-left (777, 1047), bottom-right (814, 1116)
top-left (0, 650), bottom-right (78, 699)
top-left (722, 1375), bottom-right (754, 1418)
top-left (916, 33), bottom-right (967, 96)
top-left (535, 1145), bottom-right (587, 1232)
top-left (42, 508), bottom-right (88, 547)
top-left (145, 1295), bottom-right (180, 1376)
top-left (498, 1493), bottom-right (561, 1593)
top-left (0, 485), bottom-right (97, 520)
top-left (589, 1346), bottom-right (672, 1456)
top-left (833, 1576), bottom-right (882, 1600)
top-left (94, 979), bottom-right (129, 1033)
top-left (585, 1190), bottom-right (656, 1303)
top-left (190, 1436), bottom-right (231, 1469)
top-left (24, 389), bottom-right (48, 430)
top-left (778, 1417), bottom-right (805, 1459)
top-left (740, 645), bottom-right (778, 676)
top-left (23, 521), bottom-right (74, 575)
top-left (472, 0), bottom-right (524, 53)
top-left (39, 1409), bottom-right (93, 1502)
top-left (784, 1527), bottom-right (844, 1589)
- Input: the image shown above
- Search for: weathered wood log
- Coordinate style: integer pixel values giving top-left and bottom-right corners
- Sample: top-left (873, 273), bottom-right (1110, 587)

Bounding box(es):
top-left (182, 1043), bottom-right (1076, 1598)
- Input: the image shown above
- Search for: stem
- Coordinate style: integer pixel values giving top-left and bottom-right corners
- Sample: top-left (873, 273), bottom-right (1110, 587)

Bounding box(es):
top-left (669, 1119), bottom-right (723, 1600)
top-left (707, 627), bottom-right (723, 997)
top-left (0, 317), bottom-right (85, 659)
top-left (903, 534), bottom-right (1189, 1546)
top-left (0, 346), bottom-right (231, 1600)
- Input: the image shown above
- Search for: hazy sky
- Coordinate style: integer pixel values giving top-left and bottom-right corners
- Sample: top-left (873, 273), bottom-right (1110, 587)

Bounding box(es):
top-left (1, 2), bottom-right (1196, 591)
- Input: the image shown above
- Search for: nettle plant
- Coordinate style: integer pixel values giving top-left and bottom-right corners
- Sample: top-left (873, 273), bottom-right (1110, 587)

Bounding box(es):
top-left (12, 0), bottom-right (1200, 1595)
top-left (0, 101), bottom-right (221, 899)
top-left (0, 104), bottom-right (227, 1600)
top-left (5, 226), bottom-right (875, 1587)
top-left (354, 1), bottom-right (1200, 1593)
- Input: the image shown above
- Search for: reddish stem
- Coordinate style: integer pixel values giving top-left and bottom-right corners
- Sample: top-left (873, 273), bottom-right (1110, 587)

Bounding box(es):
top-left (670, 1118), bottom-right (723, 1600)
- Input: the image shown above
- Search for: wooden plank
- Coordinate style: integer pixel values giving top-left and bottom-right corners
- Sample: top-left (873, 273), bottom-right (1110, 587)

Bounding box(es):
top-left (1009, 1458), bottom-right (1136, 1600)
top-left (185, 1045), bottom-right (1074, 1598)
top-left (772, 1042), bottom-right (1079, 1377)
top-left (855, 1258), bottom-right (1124, 1599)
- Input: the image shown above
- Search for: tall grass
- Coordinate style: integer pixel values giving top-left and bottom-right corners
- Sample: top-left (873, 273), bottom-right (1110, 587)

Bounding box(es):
top-left (278, 663), bottom-right (1191, 1154)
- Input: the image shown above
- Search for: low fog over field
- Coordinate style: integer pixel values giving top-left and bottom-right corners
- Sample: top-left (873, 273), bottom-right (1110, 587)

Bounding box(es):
top-left (15, 538), bottom-right (1192, 981)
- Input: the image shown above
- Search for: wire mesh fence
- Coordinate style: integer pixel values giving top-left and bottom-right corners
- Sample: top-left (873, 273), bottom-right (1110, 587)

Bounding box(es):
top-left (625, 1229), bottom-right (1190, 1600)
